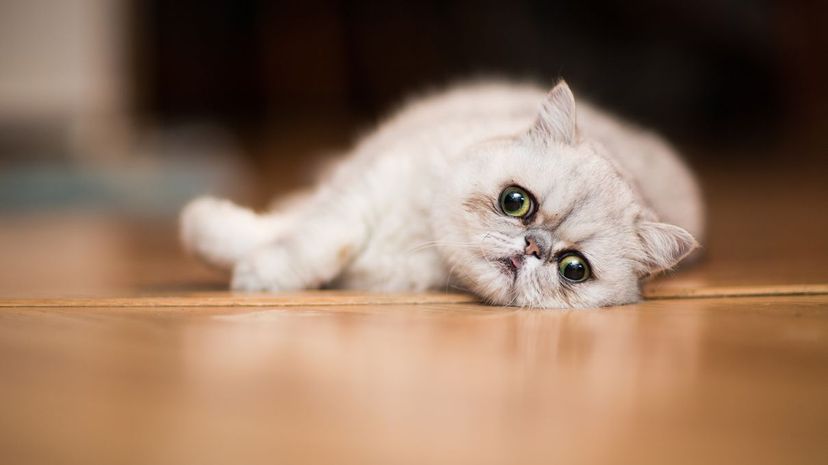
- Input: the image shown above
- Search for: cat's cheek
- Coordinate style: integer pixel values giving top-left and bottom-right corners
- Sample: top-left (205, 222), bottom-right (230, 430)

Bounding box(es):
top-left (469, 265), bottom-right (513, 305)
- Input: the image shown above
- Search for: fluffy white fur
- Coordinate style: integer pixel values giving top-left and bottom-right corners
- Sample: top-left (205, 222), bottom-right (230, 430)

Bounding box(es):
top-left (181, 80), bottom-right (703, 308)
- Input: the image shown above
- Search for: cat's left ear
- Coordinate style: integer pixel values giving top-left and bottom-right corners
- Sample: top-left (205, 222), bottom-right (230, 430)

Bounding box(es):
top-left (636, 221), bottom-right (699, 276)
top-left (530, 80), bottom-right (579, 145)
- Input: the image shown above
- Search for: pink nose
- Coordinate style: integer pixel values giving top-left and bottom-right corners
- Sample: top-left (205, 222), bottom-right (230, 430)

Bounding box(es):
top-left (524, 236), bottom-right (542, 259)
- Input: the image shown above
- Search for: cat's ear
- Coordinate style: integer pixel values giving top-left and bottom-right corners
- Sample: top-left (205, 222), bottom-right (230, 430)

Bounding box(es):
top-left (530, 80), bottom-right (579, 145)
top-left (636, 221), bottom-right (699, 276)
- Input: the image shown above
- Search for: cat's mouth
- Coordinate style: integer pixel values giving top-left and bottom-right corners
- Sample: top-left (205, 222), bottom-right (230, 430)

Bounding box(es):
top-left (497, 255), bottom-right (524, 279)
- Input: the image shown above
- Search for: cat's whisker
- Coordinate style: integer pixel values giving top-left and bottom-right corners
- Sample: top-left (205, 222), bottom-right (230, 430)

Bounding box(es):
top-left (506, 290), bottom-right (520, 308)
top-left (449, 283), bottom-right (472, 293)
top-left (406, 240), bottom-right (479, 254)
top-left (444, 260), bottom-right (462, 293)
top-left (530, 272), bottom-right (544, 306)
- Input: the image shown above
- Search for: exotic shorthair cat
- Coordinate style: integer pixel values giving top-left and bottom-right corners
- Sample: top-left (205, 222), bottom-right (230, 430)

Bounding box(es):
top-left (181, 80), bottom-right (703, 308)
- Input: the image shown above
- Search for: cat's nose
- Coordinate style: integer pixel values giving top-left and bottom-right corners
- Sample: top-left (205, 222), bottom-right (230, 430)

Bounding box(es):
top-left (524, 236), bottom-right (543, 259)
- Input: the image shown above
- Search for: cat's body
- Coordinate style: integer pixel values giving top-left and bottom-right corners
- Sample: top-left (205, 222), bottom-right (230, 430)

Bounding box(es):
top-left (182, 81), bottom-right (703, 308)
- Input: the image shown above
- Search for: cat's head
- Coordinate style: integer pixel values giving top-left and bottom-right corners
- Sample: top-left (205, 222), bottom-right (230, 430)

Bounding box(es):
top-left (434, 81), bottom-right (698, 308)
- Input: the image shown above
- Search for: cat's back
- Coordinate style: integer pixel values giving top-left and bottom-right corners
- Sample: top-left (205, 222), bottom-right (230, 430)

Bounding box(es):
top-left (359, 82), bottom-right (544, 154)
top-left (390, 82), bottom-right (542, 124)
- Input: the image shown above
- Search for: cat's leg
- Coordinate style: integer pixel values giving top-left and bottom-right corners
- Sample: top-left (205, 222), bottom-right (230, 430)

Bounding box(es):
top-left (230, 195), bottom-right (369, 292)
top-left (180, 197), bottom-right (287, 270)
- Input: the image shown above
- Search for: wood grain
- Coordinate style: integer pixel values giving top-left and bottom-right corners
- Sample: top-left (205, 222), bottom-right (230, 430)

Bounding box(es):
top-left (1, 295), bottom-right (827, 465)
top-left (2, 283), bottom-right (828, 308)
top-left (0, 290), bottom-right (479, 308)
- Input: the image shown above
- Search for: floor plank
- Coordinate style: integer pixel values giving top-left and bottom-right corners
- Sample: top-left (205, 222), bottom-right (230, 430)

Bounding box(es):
top-left (0, 291), bottom-right (478, 308)
top-left (1, 295), bottom-right (827, 465)
top-left (2, 282), bottom-right (828, 308)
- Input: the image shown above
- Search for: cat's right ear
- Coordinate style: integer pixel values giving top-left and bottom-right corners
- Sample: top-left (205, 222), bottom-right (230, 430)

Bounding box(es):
top-left (636, 221), bottom-right (699, 276)
top-left (529, 80), bottom-right (579, 145)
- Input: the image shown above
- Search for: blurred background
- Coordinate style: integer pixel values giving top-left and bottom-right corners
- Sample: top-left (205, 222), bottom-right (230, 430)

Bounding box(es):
top-left (0, 0), bottom-right (826, 295)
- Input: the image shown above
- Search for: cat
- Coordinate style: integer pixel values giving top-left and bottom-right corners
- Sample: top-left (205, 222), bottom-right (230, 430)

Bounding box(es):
top-left (180, 80), bottom-right (704, 308)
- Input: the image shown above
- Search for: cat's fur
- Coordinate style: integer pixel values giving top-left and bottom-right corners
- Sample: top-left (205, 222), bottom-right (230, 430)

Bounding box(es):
top-left (181, 80), bottom-right (703, 308)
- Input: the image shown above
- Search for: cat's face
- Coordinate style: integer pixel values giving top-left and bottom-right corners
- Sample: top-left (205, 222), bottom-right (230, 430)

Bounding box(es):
top-left (434, 82), bottom-right (697, 308)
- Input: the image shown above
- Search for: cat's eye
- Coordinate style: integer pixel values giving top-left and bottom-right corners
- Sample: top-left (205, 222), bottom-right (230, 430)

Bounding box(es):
top-left (499, 186), bottom-right (533, 218)
top-left (558, 252), bottom-right (591, 283)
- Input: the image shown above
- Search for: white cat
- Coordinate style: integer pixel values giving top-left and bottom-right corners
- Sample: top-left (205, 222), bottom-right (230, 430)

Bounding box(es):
top-left (181, 80), bottom-right (703, 308)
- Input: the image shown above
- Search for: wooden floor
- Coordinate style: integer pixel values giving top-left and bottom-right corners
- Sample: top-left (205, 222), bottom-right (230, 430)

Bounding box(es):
top-left (1, 157), bottom-right (827, 465)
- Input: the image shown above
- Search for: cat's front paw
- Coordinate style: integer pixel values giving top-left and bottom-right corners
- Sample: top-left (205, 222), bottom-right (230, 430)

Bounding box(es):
top-left (231, 248), bottom-right (306, 292)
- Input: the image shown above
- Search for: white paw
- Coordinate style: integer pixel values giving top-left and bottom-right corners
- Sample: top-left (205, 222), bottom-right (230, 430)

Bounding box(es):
top-left (231, 248), bottom-right (306, 292)
top-left (180, 196), bottom-right (272, 269)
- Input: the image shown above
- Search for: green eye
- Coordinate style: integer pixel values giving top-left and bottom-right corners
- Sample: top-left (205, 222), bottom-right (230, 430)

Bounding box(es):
top-left (558, 252), bottom-right (591, 283)
top-left (499, 186), bottom-right (533, 217)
